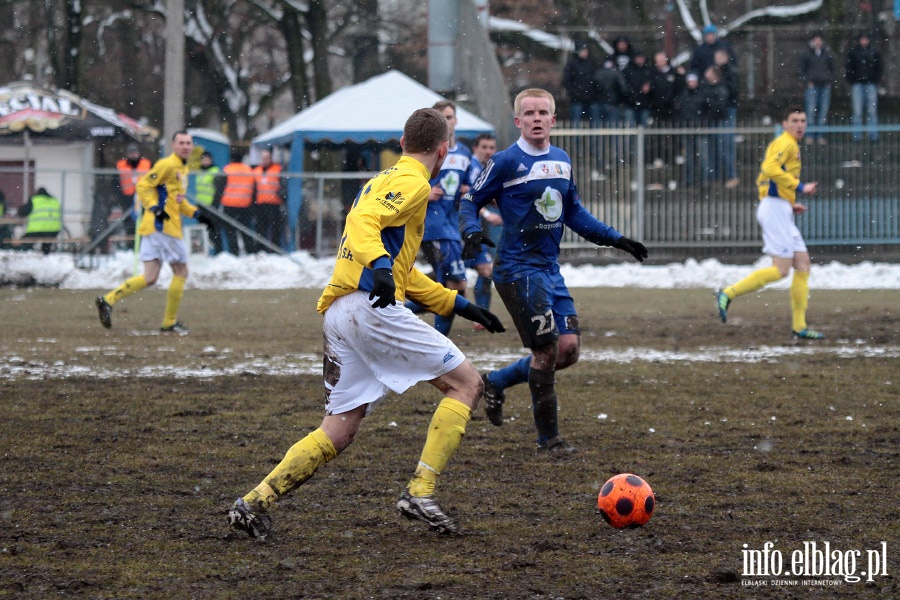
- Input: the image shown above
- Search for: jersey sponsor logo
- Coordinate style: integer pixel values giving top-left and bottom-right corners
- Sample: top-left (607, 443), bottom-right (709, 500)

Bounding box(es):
top-left (442, 351), bottom-right (455, 364)
top-left (534, 186), bottom-right (563, 222)
top-left (439, 170), bottom-right (460, 197)
top-left (377, 191), bottom-right (404, 213)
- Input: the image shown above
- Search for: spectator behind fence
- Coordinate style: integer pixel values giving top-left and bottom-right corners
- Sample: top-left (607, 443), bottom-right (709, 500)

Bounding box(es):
top-left (216, 150), bottom-right (258, 254)
top-left (254, 148), bottom-right (287, 251)
top-left (607, 35), bottom-right (636, 72)
top-left (622, 51), bottom-right (652, 126)
top-left (690, 24), bottom-right (736, 77)
top-left (700, 65), bottom-right (732, 186)
top-left (675, 72), bottom-right (708, 186)
top-left (563, 42), bottom-right (599, 128)
top-left (193, 150), bottom-right (224, 254)
top-left (648, 51), bottom-right (685, 125)
top-left (714, 47), bottom-right (740, 188)
top-left (845, 31), bottom-right (882, 143)
top-left (18, 186), bottom-right (61, 254)
top-left (595, 58), bottom-right (628, 127)
top-left (798, 32), bottom-right (836, 145)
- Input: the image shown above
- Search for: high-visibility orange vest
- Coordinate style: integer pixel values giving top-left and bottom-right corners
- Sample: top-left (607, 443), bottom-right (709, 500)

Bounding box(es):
top-left (221, 163), bottom-right (255, 208)
top-left (254, 163), bottom-right (284, 205)
top-left (117, 157), bottom-right (152, 196)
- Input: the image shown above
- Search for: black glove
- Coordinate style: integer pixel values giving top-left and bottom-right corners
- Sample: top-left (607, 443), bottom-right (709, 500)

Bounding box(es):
top-left (462, 231), bottom-right (494, 260)
top-left (150, 206), bottom-right (170, 224)
top-left (613, 236), bottom-right (648, 263)
top-left (369, 268), bottom-right (396, 309)
top-left (195, 211), bottom-right (214, 228)
top-left (455, 301), bottom-right (505, 333)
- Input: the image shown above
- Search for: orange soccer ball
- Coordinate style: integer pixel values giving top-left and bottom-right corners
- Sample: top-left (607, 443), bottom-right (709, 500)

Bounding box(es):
top-left (597, 473), bottom-right (655, 529)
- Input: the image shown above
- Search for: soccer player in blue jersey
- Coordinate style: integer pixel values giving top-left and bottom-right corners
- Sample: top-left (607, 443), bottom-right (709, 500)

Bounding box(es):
top-left (459, 88), bottom-right (648, 452)
top-left (227, 108), bottom-right (505, 539)
top-left (467, 133), bottom-right (500, 326)
top-left (419, 100), bottom-right (477, 335)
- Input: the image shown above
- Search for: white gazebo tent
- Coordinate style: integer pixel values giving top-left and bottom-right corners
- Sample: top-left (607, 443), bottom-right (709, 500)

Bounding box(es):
top-left (252, 70), bottom-right (495, 250)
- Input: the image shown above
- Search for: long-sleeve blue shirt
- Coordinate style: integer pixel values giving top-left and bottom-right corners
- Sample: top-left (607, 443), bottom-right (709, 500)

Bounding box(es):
top-left (460, 138), bottom-right (622, 283)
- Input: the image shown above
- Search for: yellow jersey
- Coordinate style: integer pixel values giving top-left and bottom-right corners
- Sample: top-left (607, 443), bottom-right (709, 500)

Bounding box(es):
top-left (136, 153), bottom-right (198, 239)
top-left (317, 156), bottom-right (457, 316)
top-left (756, 131), bottom-right (803, 204)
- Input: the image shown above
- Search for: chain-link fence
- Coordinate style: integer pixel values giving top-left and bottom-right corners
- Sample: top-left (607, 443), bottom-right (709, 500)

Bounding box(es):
top-left (2, 123), bottom-right (898, 260)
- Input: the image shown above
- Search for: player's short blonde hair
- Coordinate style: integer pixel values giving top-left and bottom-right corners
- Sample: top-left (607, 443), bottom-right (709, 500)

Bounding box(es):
top-left (513, 89), bottom-right (556, 116)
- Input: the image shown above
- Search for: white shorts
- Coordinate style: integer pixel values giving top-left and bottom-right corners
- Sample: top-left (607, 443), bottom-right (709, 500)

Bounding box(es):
top-left (757, 196), bottom-right (807, 259)
top-left (322, 291), bottom-right (466, 416)
top-left (139, 232), bottom-right (189, 265)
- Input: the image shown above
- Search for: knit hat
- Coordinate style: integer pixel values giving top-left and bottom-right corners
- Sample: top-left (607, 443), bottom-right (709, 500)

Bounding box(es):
top-left (702, 24), bottom-right (718, 35)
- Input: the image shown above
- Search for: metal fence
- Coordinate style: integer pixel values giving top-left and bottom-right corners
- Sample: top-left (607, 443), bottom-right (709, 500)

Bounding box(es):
top-left (553, 122), bottom-right (900, 254)
top-left (3, 123), bottom-right (899, 258)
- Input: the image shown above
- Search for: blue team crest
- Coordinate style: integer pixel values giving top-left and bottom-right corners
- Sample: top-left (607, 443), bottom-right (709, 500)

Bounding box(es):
top-left (534, 186), bottom-right (563, 222)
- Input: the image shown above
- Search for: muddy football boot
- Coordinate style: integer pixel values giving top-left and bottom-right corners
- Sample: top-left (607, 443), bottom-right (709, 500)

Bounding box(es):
top-left (792, 328), bottom-right (825, 340)
top-left (537, 436), bottom-right (578, 454)
top-left (227, 498), bottom-right (273, 540)
top-left (482, 373), bottom-right (505, 427)
top-left (95, 296), bottom-right (113, 329)
top-left (715, 290), bottom-right (730, 324)
top-left (160, 321), bottom-right (189, 334)
top-left (397, 490), bottom-right (459, 534)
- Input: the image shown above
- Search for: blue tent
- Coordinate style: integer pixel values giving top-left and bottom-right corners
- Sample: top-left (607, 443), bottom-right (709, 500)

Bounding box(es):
top-left (252, 70), bottom-right (496, 250)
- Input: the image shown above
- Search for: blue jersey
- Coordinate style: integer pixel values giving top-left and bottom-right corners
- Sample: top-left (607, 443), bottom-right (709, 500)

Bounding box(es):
top-left (423, 141), bottom-right (471, 242)
top-left (460, 138), bottom-right (623, 283)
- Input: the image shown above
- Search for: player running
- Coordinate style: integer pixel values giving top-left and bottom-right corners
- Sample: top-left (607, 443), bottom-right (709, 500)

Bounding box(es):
top-left (459, 88), bottom-right (648, 452)
top-left (715, 106), bottom-right (823, 339)
top-left (228, 108), bottom-right (504, 539)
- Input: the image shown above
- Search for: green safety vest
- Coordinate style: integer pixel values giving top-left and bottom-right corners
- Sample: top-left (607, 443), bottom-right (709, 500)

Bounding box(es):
top-left (25, 194), bottom-right (62, 234)
top-left (195, 166), bottom-right (220, 206)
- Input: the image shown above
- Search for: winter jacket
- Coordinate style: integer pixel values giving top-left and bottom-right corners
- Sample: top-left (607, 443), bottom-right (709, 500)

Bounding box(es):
top-left (563, 54), bottom-right (598, 103)
top-left (799, 46), bottom-right (836, 86)
top-left (845, 43), bottom-right (882, 85)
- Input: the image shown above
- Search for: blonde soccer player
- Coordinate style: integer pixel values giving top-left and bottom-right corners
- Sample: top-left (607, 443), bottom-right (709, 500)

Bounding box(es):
top-left (716, 106), bottom-right (823, 339)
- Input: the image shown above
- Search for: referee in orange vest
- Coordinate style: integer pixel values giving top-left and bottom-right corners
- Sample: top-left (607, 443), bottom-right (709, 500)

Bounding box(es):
top-left (116, 143), bottom-right (151, 229)
top-left (253, 148), bottom-right (286, 251)
top-left (215, 150), bottom-right (257, 254)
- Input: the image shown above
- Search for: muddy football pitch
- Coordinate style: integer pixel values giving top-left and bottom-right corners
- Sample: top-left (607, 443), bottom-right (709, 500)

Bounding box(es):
top-left (1, 287), bottom-right (898, 598)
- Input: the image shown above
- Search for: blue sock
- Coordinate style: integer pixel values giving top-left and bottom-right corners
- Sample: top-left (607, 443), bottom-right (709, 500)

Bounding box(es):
top-left (434, 313), bottom-right (454, 335)
top-left (474, 276), bottom-right (492, 309)
top-left (489, 355), bottom-right (531, 391)
top-left (404, 300), bottom-right (425, 314)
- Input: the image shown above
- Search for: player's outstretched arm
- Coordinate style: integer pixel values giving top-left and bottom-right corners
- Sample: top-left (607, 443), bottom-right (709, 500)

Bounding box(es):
top-left (613, 236), bottom-right (649, 262)
top-left (452, 296), bottom-right (505, 333)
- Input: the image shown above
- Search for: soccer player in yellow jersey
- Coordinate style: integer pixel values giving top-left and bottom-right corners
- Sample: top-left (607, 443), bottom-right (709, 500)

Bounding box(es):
top-left (94, 131), bottom-right (214, 333)
top-left (716, 106), bottom-right (823, 339)
top-left (227, 108), bottom-right (505, 539)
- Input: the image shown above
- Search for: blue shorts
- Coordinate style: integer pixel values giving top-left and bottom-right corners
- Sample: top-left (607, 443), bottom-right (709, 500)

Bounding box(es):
top-left (422, 239), bottom-right (466, 284)
top-left (495, 270), bottom-right (579, 349)
top-left (464, 244), bottom-right (493, 269)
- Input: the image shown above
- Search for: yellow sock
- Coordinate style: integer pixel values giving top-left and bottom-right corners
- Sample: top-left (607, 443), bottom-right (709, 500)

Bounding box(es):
top-left (243, 428), bottom-right (337, 512)
top-left (407, 397), bottom-right (471, 498)
top-left (724, 266), bottom-right (782, 300)
top-left (104, 275), bottom-right (147, 305)
top-left (791, 270), bottom-right (810, 332)
top-left (162, 275), bottom-right (186, 328)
